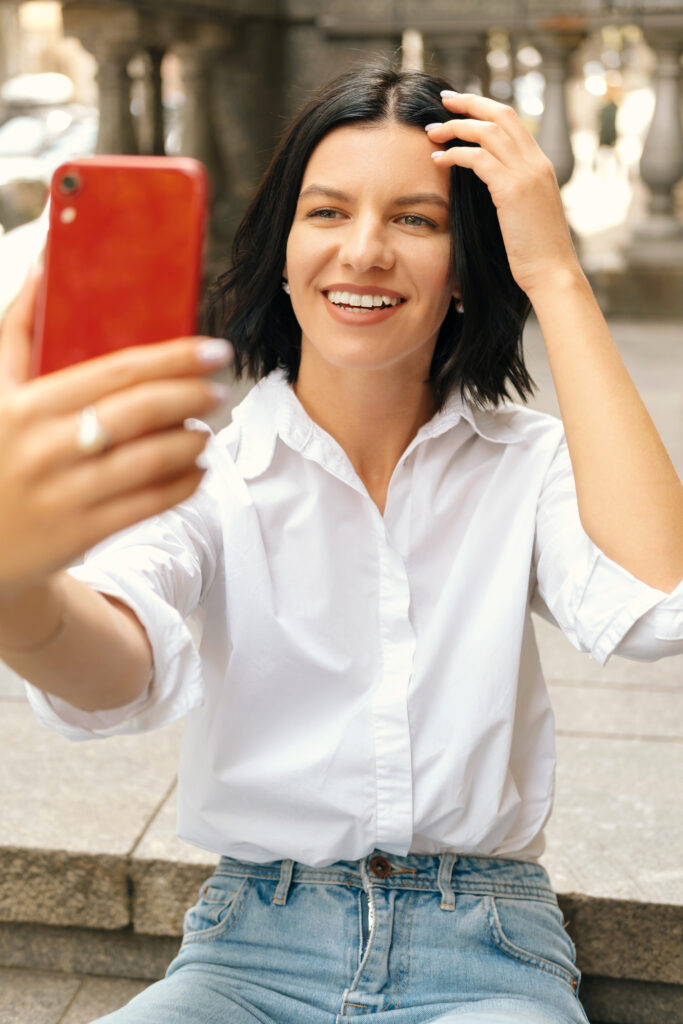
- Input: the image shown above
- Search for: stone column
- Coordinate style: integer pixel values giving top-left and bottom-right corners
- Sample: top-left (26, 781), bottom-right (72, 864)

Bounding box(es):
top-left (212, 19), bottom-right (283, 197)
top-left (0, 3), bottom-right (20, 83)
top-left (61, 4), bottom-right (150, 156)
top-left (533, 31), bottom-right (585, 189)
top-left (423, 32), bottom-right (488, 94)
top-left (623, 32), bottom-right (683, 267)
top-left (92, 43), bottom-right (139, 155)
top-left (137, 47), bottom-right (166, 156)
top-left (174, 41), bottom-right (230, 202)
top-left (326, 34), bottom-right (405, 86)
top-left (282, 14), bottom-right (402, 118)
top-left (173, 28), bottom-right (234, 276)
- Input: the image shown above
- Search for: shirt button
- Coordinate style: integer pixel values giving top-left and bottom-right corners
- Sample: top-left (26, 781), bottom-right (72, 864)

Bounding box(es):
top-left (369, 855), bottom-right (392, 878)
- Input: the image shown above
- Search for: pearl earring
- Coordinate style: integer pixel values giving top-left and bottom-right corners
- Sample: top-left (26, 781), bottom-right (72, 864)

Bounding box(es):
top-left (455, 299), bottom-right (464, 313)
top-left (282, 279), bottom-right (290, 295)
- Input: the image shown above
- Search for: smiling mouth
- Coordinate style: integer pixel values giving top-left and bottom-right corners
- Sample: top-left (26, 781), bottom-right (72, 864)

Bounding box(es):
top-left (323, 289), bottom-right (407, 313)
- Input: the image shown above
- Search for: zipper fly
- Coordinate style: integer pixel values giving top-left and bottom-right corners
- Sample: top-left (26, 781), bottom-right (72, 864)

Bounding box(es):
top-left (367, 893), bottom-right (375, 932)
top-left (359, 889), bottom-right (376, 963)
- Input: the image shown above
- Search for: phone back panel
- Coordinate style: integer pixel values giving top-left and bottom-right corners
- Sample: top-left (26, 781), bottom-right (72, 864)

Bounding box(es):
top-left (32, 156), bottom-right (208, 376)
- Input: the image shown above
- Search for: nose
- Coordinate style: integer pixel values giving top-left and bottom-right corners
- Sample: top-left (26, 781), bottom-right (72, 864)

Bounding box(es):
top-left (337, 214), bottom-right (394, 273)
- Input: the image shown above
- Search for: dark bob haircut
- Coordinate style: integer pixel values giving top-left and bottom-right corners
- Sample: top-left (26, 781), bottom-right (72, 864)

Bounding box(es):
top-left (208, 61), bottom-right (535, 410)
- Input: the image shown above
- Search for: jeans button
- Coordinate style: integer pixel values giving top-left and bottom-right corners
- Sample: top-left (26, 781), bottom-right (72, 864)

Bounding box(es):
top-left (369, 855), bottom-right (392, 878)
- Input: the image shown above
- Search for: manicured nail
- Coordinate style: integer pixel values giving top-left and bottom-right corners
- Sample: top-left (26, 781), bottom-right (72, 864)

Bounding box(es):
top-left (195, 449), bottom-right (211, 471)
top-left (184, 419), bottom-right (211, 433)
top-left (440, 90), bottom-right (460, 98)
top-left (210, 382), bottom-right (230, 403)
top-left (424, 123), bottom-right (442, 132)
top-left (431, 150), bottom-right (446, 159)
top-left (197, 338), bottom-right (232, 365)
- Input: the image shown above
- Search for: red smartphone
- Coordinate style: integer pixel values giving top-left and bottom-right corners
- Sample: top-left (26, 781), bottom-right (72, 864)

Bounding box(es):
top-left (31, 155), bottom-right (208, 377)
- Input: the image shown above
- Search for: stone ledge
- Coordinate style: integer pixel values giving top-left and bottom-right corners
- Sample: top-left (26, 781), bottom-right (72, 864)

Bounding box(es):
top-left (0, 848), bottom-right (130, 931)
top-left (555, 894), bottom-right (683, 986)
top-left (0, 921), bottom-right (178, 981)
top-left (585, 265), bottom-right (683, 319)
top-left (579, 976), bottom-right (683, 1024)
top-left (129, 857), bottom-right (216, 936)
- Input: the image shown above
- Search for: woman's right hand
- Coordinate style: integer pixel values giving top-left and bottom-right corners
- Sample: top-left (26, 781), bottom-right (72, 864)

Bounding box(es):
top-left (0, 270), bottom-right (233, 597)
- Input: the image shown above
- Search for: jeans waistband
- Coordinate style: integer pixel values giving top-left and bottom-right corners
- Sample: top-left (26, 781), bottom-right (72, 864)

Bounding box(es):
top-left (211, 851), bottom-right (557, 907)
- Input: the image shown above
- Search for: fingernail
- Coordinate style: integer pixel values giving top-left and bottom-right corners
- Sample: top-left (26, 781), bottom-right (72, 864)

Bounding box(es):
top-left (424, 123), bottom-right (442, 132)
top-left (197, 338), bottom-right (232, 365)
top-left (184, 418), bottom-right (211, 433)
top-left (440, 90), bottom-right (460, 98)
top-left (210, 382), bottom-right (230, 403)
top-left (431, 150), bottom-right (446, 159)
top-left (195, 450), bottom-right (211, 471)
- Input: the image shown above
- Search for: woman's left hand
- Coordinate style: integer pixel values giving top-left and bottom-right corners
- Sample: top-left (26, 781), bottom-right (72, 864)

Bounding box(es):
top-left (0, 266), bottom-right (41, 395)
top-left (427, 92), bottom-right (581, 299)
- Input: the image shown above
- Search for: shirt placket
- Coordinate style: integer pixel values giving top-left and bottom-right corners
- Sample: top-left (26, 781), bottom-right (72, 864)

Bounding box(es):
top-left (371, 508), bottom-right (416, 853)
top-left (284, 411), bottom-right (420, 855)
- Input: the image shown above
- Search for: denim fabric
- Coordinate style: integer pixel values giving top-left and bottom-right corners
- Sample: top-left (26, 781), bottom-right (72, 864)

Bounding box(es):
top-left (94, 852), bottom-right (590, 1024)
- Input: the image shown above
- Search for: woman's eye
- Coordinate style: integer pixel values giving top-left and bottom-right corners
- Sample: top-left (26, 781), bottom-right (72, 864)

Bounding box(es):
top-left (307, 208), bottom-right (342, 220)
top-left (399, 214), bottom-right (434, 228)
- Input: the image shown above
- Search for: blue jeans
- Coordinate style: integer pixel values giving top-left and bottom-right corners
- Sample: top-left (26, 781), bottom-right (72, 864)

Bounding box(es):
top-left (95, 851), bottom-right (590, 1024)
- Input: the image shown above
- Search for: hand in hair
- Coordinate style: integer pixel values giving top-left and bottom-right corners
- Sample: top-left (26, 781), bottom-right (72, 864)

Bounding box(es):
top-left (429, 95), bottom-right (683, 593)
top-left (427, 92), bottom-right (580, 300)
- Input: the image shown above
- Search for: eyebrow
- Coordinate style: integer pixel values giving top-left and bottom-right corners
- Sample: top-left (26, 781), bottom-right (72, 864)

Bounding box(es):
top-left (298, 185), bottom-right (449, 211)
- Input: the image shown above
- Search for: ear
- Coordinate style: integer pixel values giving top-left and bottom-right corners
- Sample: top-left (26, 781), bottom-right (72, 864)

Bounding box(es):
top-left (452, 279), bottom-right (463, 314)
top-left (281, 267), bottom-right (291, 295)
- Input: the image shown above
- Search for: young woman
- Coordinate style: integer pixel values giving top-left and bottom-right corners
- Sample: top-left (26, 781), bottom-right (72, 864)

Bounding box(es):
top-left (1, 64), bottom-right (682, 1024)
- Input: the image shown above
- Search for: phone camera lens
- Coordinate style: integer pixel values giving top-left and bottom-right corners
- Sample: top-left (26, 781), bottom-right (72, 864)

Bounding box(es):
top-left (58, 172), bottom-right (81, 196)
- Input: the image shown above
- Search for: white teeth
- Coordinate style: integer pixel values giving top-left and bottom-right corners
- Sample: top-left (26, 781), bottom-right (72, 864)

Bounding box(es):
top-left (325, 289), bottom-right (403, 309)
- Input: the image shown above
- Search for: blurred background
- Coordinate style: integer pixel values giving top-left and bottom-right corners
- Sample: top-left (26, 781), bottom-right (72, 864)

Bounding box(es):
top-left (1, 0), bottom-right (682, 319)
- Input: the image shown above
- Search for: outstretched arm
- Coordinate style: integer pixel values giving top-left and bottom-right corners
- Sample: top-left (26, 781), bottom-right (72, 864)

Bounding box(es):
top-left (0, 270), bottom-right (232, 709)
top-left (427, 93), bottom-right (683, 593)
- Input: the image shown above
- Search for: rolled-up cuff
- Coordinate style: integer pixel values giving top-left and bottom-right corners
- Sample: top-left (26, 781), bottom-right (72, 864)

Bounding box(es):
top-left (575, 553), bottom-right (677, 665)
top-left (24, 564), bottom-right (204, 739)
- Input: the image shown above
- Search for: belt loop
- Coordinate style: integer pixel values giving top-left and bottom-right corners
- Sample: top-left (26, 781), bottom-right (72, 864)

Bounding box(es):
top-left (438, 852), bottom-right (457, 911)
top-left (272, 859), bottom-right (294, 906)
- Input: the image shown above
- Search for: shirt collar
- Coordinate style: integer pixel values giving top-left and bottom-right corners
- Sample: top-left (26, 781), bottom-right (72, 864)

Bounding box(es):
top-left (230, 368), bottom-right (527, 480)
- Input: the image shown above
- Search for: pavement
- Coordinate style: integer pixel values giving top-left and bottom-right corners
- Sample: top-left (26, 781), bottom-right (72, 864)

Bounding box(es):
top-left (0, 313), bottom-right (681, 1024)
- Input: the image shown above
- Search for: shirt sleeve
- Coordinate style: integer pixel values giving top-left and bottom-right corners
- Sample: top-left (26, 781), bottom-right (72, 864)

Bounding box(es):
top-left (24, 426), bottom-right (223, 739)
top-left (530, 434), bottom-right (683, 665)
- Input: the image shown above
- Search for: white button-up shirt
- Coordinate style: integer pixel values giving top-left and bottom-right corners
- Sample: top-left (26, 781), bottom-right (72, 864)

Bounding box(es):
top-left (26, 370), bottom-right (683, 866)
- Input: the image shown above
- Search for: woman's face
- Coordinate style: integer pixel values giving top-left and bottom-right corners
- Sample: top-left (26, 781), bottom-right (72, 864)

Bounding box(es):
top-left (284, 121), bottom-right (458, 379)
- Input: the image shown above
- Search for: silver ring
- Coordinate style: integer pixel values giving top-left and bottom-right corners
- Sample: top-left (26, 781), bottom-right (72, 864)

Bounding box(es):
top-left (76, 405), bottom-right (112, 456)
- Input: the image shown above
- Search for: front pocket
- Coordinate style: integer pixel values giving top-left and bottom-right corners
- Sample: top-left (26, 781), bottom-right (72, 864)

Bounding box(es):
top-left (182, 874), bottom-right (252, 944)
top-left (485, 895), bottom-right (581, 993)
